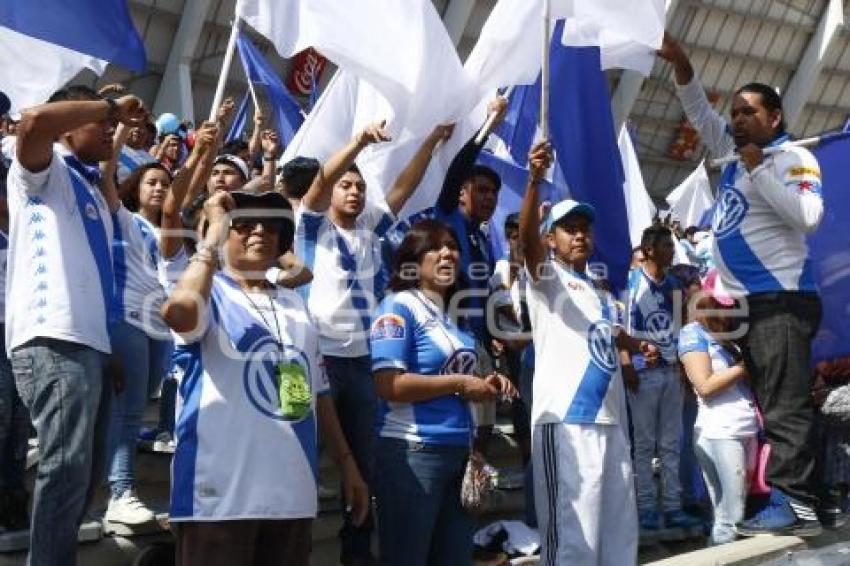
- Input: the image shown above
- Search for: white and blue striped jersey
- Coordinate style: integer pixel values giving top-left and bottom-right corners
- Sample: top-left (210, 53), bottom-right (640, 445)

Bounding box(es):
top-left (678, 322), bottom-right (757, 439)
top-left (676, 76), bottom-right (824, 296)
top-left (526, 261), bottom-right (626, 426)
top-left (5, 147), bottom-right (114, 354)
top-left (170, 273), bottom-right (328, 521)
top-left (370, 290), bottom-right (477, 446)
top-left (625, 267), bottom-right (682, 365)
top-left (117, 146), bottom-right (157, 184)
top-left (112, 207), bottom-right (169, 339)
top-left (294, 204), bottom-right (395, 358)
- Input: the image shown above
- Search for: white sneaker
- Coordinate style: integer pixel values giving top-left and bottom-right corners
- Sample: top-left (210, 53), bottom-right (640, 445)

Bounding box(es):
top-left (105, 491), bottom-right (156, 526)
top-left (153, 431), bottom-right (175, 454)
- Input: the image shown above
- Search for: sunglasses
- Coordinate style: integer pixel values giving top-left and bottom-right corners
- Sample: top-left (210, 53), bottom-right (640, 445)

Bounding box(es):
top-left (229, 217), bottom-right (285, 235)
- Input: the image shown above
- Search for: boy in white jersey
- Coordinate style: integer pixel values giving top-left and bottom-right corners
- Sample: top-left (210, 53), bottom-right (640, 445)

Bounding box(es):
top-left (6, 86), bottom-right (145, 566)
top-left (294, 120), bottom-right (452, 564)
top-left (519, 142), bottom-right (657, 566)
top-left (659, 34), bottom-right (825, 536)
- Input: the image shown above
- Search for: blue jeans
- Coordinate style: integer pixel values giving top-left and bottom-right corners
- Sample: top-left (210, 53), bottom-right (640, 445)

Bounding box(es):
top-left (628, 364), bottom-right (684, 512)
top-left (693, 433), bottom-right (756, 544)
top-left (107, 320), bottom-right (172, 496)
top-left (324, 355), bottom-right (376, 562)
top-left (0, 324), bottom-right (29, 491)
top-left (11, 338), bottom-right (110, 566)
top-left (375, 437), bottom-right (474, 566)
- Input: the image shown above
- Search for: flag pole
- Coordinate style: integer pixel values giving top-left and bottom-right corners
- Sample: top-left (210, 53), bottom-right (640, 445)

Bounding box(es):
top-left (540, 0), bottom-right (551, 139)
top-left (209, 17), bottom-right (243, 122)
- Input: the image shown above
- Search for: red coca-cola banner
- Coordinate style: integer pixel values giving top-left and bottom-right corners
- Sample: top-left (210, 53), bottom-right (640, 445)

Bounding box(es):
top-left (286, 48), bottom-right (327, 96)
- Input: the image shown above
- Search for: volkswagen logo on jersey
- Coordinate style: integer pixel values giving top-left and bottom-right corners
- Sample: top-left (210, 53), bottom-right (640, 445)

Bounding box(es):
top-left (242, 336), bottom-right (313, 421)
top-left (713, 187), bottom-right (749, 239)
top-left (644, 310), bottom-right (673, 348)
top-left (588, 321), bottom-right (617, 373)
top-left (440, 348), bottom-right (478, 376)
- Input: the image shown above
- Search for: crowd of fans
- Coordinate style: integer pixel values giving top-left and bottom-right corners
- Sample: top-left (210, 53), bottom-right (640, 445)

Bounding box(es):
top-left (0, 32), bottom-right (847, 566)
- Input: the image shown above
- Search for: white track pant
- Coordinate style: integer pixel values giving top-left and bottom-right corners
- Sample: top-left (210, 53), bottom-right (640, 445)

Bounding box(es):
top-left (533, 422), bottom-right (638, 566)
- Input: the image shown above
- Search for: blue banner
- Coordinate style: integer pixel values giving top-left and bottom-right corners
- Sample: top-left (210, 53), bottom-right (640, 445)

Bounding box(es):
top-left (0, 0), bottom-right (145, 72)
top-left (236, 33), bottom-right (304, 145)
top-left (809, 131), bottom-right (850, 363)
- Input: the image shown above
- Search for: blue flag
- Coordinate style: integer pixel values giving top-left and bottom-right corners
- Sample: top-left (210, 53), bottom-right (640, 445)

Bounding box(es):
top-left (549, 40), bottom-right (631, 291)
top-left (809, 131), bottom-right (850, 363)
top-left (0, 0), bottom-right (145, 72)
top-left (225, 89), bottom-right (251, 144)
top-left (236, 33), bottom-right (304, 145)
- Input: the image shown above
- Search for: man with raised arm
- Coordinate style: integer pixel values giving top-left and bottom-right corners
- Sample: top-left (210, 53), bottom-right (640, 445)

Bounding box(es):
top-left (295, 121), bottom-right (452, 565)
top-left (6, 86), bottom-right (145, 566)
top-left (658, 34), bottom-right (825, 536)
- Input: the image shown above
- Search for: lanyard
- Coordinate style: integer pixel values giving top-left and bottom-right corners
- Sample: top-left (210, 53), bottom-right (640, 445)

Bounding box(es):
top-left (239, 287), bottom-right (284, 350)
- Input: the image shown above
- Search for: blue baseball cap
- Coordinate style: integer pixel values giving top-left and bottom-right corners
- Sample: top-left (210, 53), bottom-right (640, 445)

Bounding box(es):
top-left (544, 199), bottom-right (595, 232)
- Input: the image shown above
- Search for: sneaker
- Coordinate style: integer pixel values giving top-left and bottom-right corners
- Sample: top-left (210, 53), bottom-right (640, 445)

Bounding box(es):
top-left (105, 491), bottom-right (156, 526)
top-left (152, 431), bottom-right (175, 454)
top-left (664, 509), bottom-right (703, 529)
top-left (736, 489), bottom-right (799, 536)
top-left (639, 509), bottom-right (661, 530)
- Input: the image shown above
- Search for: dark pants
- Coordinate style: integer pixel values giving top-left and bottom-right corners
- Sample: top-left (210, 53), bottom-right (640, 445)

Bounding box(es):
top-left (324, 355), bottom-right (375, 563)
top-left (175, 519), bottom-right (312, 566)
top-left (742, 292), bottom-right (822, 507)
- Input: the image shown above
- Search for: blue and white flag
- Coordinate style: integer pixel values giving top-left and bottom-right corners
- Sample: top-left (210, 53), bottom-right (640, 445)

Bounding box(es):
top-left (0, 0), bottom-right (145, 114)
top-left (236, 33), bottom-right (304, 145)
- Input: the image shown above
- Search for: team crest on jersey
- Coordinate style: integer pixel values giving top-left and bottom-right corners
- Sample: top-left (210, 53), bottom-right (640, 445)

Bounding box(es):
top-left (84, 202), bottom-right (99, 221)
top-left (587, 320), bottom-right (617, 373)
top-left (644, 310), bottom-right (673, 348)
top-left (242, 336), bottom-right (312, 421)
top-left (371, 314), bottom-right (406, 340)
top-left (712, 187), bottom-right (748, 239)
top-left (440, 348), bottom-right (478, 376)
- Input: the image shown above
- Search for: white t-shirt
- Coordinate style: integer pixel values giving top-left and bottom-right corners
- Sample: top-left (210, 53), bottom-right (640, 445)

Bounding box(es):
top-left (294, 204), bottom-right (395, 358)
top-left (678, 322), bottom-right (758, 439)
top-left (170, 273), bottom-right (328, 521)
top-left (5, 147), bottom-right (114, 354)
top-left (113, 207), bottom-right (169, 338)
top-left (526, 260), bottom-right (626, 426)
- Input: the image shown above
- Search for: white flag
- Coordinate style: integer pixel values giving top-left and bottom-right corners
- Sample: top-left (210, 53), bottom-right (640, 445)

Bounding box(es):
top-left (282, 70), bottom-right (487, 219)
top-left (0, 26), bottom-right (107, 115)
top-left (236, 0), bottom-right (471, 136)
top-left (464, 0), bottom-right (665, 97)
top-left (666, 160), bottom-right (714, 229)
top-left (617, 125), bottom-right (656, 247)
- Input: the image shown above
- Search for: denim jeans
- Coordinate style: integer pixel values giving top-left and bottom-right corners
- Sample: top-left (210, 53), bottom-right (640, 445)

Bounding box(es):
top-left (0, 324), bottom-right (29, 491)
top-left (628, 364), bottom-right (684, 512)
top-left (107, 320), bottom-right (172, 497)
top-left (375, 437), bottom-right (474, 566)
top-left (11, 338), bottom-right (110, 566)
top-left (693, 433), bottom-right (757, 544)
top-left (324, 355), bottom-right (376, 563)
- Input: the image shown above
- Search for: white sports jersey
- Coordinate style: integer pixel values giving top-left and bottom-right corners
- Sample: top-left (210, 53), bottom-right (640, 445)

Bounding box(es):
top-left (678, 322), bottom-right (758, 439)
top-left (676, 77), bottom-right (824, 296)
top-left (170, 273), bottom-right (328, 521)
top-left (526, 260), bottom-right (626, 426)
top-left (5, 147), bottom-right (114, 354)
top-left (113, 207), bottom-right (169, 339)
top-left (0, 231), bottom-right (7, 323)
top-left (370, 290), bottom-right (477, 446)
top-left (117, 146), bottom-right (157, 184)
top-left (294, 204), bottom-right (395, 357)
top-left (625, 267), bottom-right (682, 364)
